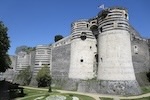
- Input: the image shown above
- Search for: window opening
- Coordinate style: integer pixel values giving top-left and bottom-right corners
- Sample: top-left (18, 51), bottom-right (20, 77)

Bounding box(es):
top-left (80, 59), bottom-right (83, 62)
top-left (100, 58), bottom-right (103, 62)
top-left (134, 45), bottom-right (138, 54)
top-left (87, 24), bottom-right (89, 28)
top-left (95, 54), bottom-right (98, 62)
top-left (92, 21), bottom-right (96, 24)
top-left (80, 32), bottom-right (87, 40)
top-left (125, 13), bottom-right (127, 19)
top-left (90, 46), bottom-right (92, 49)
top-left (99, 27), bottom-right (103, 33)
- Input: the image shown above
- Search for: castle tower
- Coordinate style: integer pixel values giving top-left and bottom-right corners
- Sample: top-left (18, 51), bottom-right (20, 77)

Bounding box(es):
top-left (16, 51), bottom-right (31, 73)
top-left (33, 45), bottom-right (51, 75)
top-left (97, 7), bottom-right (141, 95)
top-left (69, 20), bottom-right (97, 80)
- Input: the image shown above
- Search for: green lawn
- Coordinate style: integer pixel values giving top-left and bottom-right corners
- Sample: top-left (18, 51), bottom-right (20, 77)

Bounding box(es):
top-left (99, 96), bottom-right (150, 100)
top-left (141, 86), bottom-right (150, 94)
top-left (121, 97), bottom-right (150, 100)
top-left (16, 88), bottom-right (95, 100)
top-left (99, 97), bottom-right (113, 100)
top-left (16, 86), bottom-right (150, 100)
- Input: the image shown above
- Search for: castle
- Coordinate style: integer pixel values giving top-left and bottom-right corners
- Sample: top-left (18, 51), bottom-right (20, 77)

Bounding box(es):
top-left (4, 7), bottom-right (150, 95)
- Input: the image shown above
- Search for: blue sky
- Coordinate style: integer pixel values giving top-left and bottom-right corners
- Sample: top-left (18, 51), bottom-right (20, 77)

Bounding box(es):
top-left (0, 0), bottom-right (149, 55)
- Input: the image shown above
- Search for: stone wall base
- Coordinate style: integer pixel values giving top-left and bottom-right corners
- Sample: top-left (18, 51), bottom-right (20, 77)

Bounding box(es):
top-left (52, 78), bottom-right (142, 96)
top-left (29, 75), bottom-right (38, 87)
top-left (135, 72), bottom-right (150, 86)
top-left (78, 80), bottom-right (141, 95)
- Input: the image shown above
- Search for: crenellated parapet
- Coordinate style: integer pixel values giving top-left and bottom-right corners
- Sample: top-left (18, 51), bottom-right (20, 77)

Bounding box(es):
top-left (98, 7), bottom-right (129, 33)
top-left (89, 17), bottom-right (99, 39)
top-left (71, 19), bottom-right (96, 40)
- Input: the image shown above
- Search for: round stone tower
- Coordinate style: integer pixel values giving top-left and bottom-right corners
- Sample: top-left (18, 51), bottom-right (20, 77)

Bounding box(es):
top-left (33, 45), bottom-right (51, 75)
top-left (97, 7), bottom-right (141, 95)
top-left (69, 19), bottom-right (97, 80)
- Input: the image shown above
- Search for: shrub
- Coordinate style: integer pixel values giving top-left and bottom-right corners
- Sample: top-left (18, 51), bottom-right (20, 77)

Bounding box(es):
top-left (36, 65), bottom-right (51, 90)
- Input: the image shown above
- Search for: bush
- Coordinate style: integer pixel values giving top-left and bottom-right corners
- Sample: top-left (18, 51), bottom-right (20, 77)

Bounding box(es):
top-left (36, 65), bottom-right (51, 90)
top-left (17, 66), bottom-right (32, 85)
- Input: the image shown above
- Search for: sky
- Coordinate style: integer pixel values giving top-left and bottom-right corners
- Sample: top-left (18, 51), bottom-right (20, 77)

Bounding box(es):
top-left (0, 0), bottom-right (150, 55)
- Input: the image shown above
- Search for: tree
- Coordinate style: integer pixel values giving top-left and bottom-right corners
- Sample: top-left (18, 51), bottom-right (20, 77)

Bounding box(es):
top-left (0, 21), bottom-right (11, 72)
top-left (36, 65), bottom-right (51, 90)
top-left (17, 66), bottom-right (32, 85)
top-left (54, 35), bottom-right (63, 42)
top-left (15, 45), bottom-right (28, 54)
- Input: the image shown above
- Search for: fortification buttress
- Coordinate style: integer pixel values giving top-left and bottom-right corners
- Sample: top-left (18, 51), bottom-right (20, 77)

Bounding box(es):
top-left (69, 20), bottom-right (97, 79)
top-left (96, 7), bottom-right (141, 95)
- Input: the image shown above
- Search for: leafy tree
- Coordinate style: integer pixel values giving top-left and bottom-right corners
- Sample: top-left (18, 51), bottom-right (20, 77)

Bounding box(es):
top-left (15, 46), bottom-right (35, 54)
top-left (54, 35), bottom-right (63, 42)
top-left (36, 65), bottom-right (51, 90)
top-left (22, 47), bottom-right (35, 54)
top-left (17, 66), bottom-right (32, 85)
top-left (0, 21), bottom-right (11, 72)
top-left (15, 45), bottom-right (28, 54)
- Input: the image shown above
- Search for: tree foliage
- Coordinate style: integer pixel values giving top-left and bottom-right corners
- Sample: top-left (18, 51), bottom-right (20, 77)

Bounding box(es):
top-left (0, 21), bottom-right (11, 72)
top-left (17, 66), bottom-right (32, 85)
top-left (54, 35), bottom-right (63, 42)
top-left (15, 46), bottom-right (35, 54)
top-left (15, 45), bottom-right (28, 54)
top-left (36, 65), bottom-right (51, 88)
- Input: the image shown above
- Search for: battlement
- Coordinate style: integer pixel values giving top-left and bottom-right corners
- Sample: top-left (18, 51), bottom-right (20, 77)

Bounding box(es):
top-left (71, 20), bottom-right (95, 40)
top-left (88, 17), bottom-right (98, 37)
top-left (98, 7), bottom-right (129, 33)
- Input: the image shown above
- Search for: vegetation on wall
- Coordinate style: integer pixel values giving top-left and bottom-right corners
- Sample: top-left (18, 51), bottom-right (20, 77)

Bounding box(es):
top-left (0, 21), bottom-right (11, 72)
top-left (15, 45), bottom-right (35, 54)
top-left (17, 66), bottom-right (32, 85)
top-left (36, 65), bottom-right (51, 91)
top-left (54, 35), bottom-right (64, 42)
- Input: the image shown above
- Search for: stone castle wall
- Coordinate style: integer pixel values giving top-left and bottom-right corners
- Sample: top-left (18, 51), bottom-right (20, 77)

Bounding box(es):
top-left (131, 38), bottom-right (150, 86)
top-left (51, 44), bottom-right (71, 79)
top-left (51, 43), bottom-right (71, 88)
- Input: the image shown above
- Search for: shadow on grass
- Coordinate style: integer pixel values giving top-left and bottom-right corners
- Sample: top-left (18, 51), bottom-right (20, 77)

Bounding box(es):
top-left (10, 92), bottom-right (27, 99)
top-left (0, 80), bottom-right (26, 100)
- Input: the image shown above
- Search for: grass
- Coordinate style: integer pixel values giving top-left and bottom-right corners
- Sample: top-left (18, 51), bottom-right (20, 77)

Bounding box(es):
top-left (141, 86), bottom-right (150, 94)
top-left (100, 97), bottom-right (150, 100)
top-left (23, 88), bottom-right (48, 96)
top-left (121, 96), bottom-right (150, 100)
top-left (17, 86), bottom-right (150, 100)
top-left (99, 97), bottom-right (113, 100)
top-left (17, 88), bottom-right (95, 100)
